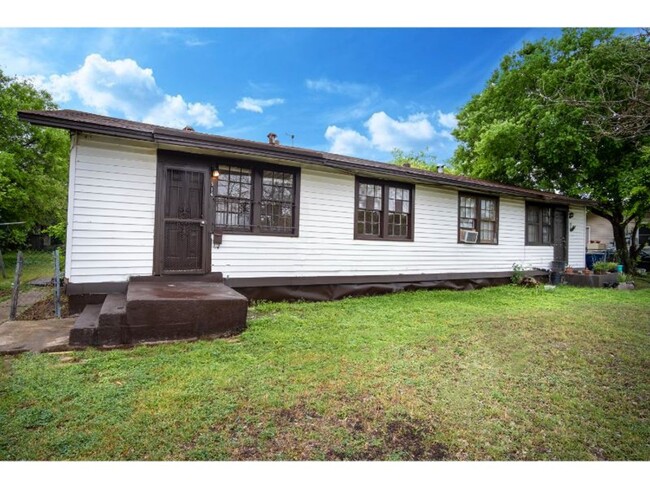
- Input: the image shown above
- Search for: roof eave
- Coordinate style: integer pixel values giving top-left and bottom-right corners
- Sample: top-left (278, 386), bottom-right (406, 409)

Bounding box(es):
top-left (152, 128), bottom-right (324, 165)
top-left (319, 158), bottom-right (587, 205)
top-left (17, 110), bottom-right (591, 207)
top-left (17, 111), bottom-right (154, 142)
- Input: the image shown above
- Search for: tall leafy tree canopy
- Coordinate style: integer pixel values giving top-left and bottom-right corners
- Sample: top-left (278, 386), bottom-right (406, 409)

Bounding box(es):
top-left (390, 148), bottom-right (440, 172)
top-left (0, 69), bottom-right (69, 248)
top-left (451, 28), bottom-right (650, 271)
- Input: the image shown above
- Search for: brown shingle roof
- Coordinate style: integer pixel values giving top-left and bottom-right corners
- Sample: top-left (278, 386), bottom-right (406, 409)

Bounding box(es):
top-left (18, 109), bottom-right (589, 205)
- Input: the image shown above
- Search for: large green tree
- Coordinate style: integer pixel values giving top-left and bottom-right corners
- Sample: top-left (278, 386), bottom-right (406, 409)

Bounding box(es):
top-left (0, 69), bottom-right (69, 248)
top-left (390, 148), bottom-right (439, 171)
top-left (452, 28), bottom-right (650, 272)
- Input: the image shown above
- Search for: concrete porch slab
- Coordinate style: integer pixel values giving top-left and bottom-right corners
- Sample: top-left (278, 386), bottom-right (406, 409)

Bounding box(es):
top-left (0, 318), bottom-right (76, 354)
top-left (126, 281), bottom-right (248, 340)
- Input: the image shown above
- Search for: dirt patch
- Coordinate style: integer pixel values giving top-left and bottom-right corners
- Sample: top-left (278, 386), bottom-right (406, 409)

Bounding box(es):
top-left (17, 294), bottom-right (70, 321)
top-left (207, 401), bottom-right (448, 461)
top-left (324, 411), bottom-right (447, 461)
top-left (379, 416), bottom-right (447, 460)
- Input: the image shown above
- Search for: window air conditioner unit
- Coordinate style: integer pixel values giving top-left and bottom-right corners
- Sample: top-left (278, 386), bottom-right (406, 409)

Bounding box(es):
top-left (461, 230), bottom-right (479, 243)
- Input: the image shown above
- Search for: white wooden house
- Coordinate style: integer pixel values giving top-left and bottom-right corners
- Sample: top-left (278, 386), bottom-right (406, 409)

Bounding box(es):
top-left (20, 109), bottom-right (588, 307)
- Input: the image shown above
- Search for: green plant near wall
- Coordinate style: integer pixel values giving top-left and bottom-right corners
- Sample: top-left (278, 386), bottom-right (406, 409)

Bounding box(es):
top-left (511, 263), bottom-right (525, 285)
top-left (617, 273), bottom-right (632, 284)
top-left (594, 261), bottom-right (618, 274)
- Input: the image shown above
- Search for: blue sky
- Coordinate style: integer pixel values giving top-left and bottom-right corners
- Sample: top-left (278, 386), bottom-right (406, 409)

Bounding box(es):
top-left (0, 27), bottom-right (621, 162)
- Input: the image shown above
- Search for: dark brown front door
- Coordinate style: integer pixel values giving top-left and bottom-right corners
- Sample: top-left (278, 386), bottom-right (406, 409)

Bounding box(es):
top-left (553, 209), bottom-right (568, 263)
top-left (161, 167), bottom-right (210, 274)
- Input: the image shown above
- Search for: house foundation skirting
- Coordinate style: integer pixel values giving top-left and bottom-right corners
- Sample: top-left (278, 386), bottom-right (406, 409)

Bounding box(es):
top-left (66, 270), bottom-right (549, 311)
top-left (232, 277), bottom-right (517, 302)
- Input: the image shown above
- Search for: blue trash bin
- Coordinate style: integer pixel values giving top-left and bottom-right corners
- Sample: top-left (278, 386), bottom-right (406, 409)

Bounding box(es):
top-left (586, 252), bottom-right (606, 270)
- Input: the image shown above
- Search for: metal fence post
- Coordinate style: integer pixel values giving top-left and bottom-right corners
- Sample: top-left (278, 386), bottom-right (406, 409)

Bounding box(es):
top-left (54, 248), bottom-right (61, 319)
top-left (0, 249), bottom-right (6, 279)
top-left (9, 251), bottom-right (23, 321)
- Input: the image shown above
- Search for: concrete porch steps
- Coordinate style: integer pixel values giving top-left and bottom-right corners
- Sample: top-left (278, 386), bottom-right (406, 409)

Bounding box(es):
top-left (69, 278), bottom-right (248, 347)
top-left (69, 304), bottom-right (101, 346)
top-left (98, 293), bottom-right (127, 328)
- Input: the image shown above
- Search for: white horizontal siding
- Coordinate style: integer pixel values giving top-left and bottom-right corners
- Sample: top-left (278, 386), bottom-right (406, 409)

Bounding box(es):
top-left (213, 168), bottom-right (576, 279)
top-left (569, 205), bottom-right (587, 268)
top-left (67, 135), bottom-right (156, 283)
top-left (66, 137), bottom-right (589, 284)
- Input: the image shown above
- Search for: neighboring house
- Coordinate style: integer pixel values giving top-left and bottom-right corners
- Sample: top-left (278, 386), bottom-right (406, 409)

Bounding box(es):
top-left (586, 212), bottom-right (650, 250)
top-left (19, 110), bottom-right (589, 307)
top-left (586, 213), bottom-right (616, 249)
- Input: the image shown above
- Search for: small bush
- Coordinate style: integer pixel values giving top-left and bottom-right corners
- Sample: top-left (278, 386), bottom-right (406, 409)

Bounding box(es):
top-left (511, 263), bottom-right (525, 285)
top-left (593, 261), bottom-right (618, 273)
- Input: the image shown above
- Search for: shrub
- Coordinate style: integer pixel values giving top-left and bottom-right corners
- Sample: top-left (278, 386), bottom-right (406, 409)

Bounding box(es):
top-left (511, 263), bottom-right (525, 285)
top-left (594, 261), bottom-right (618, 273)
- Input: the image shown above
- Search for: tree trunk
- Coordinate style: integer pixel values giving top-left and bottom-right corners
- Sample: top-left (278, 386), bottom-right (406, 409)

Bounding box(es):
top-left (592, 206), bottom-right (639, 274)
top-left (611, 220), bottom-right (635, 273)
top-left (628, 219), bottom-right (642, 262)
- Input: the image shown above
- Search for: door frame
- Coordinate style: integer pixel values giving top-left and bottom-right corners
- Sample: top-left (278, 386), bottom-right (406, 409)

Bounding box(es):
top-left (153, 160), bottom-right (212, 275)
top-left (553, 207), bottom-right (569, 263)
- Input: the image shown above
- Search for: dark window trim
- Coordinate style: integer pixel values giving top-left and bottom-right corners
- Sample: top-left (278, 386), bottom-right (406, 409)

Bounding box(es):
top-left (158, 150), bottom-right (300, 238)
top-left (354, 176), bottom-right (415, 242)
top-left (214, 163), bottom-right (300, 237)
top-left (457, 192), bottom-right (500, 245)
top-left (525, 202), bottom-right (567, 246)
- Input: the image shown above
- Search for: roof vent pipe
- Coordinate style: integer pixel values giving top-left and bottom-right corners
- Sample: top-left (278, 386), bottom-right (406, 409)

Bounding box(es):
top-left (267, 133), bottom-right (280, 146)
top-left (437, 165), bottom-right (445, 174)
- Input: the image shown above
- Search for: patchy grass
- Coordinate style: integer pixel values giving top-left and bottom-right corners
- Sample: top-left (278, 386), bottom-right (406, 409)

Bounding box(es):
top-left (0, 251), bottom-right (54, 302)
top-left (633, 274), bottom-right (650, 290)
top-left (0, 285), bottom-right (648, 460)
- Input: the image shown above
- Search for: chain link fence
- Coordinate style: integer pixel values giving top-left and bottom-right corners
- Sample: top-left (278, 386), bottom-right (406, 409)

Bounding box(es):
top-left (0, 248), bottom-right (63, 322)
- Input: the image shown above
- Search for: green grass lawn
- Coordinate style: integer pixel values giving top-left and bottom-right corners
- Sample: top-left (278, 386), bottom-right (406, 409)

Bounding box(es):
top-left (1, 285), bottom-right (648, 460)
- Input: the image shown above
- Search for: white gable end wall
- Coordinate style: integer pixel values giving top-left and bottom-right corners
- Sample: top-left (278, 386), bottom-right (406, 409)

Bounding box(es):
top-left (66, 135), bottom-right (157, 283)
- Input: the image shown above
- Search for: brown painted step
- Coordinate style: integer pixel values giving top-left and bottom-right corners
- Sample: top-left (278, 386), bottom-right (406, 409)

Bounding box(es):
top-left (70, 299), bottom-right (127, 348)
top-left (69, 304), bottom-right (101, 346)
top-left (98, 293), bottom-right (127, 328)
top-left (129, 272), bottom-right (223, 284)
top-left (126, 281), bottom-right (248, 342)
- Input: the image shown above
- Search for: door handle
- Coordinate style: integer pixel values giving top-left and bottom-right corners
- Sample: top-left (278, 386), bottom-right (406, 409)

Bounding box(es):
top-left (200, 220), bottom-right (206, 227)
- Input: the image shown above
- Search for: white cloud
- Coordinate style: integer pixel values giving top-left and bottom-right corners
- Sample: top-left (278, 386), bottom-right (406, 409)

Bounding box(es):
top-left (143, 95), bottom-right (221, 129)
top-left (324, 126), bottom-right (372, 155)
top-left (30, 53), bottom-right (222, 129)
top-left (184, 38), bottom-right (214, 47)
top-left (157, 31), bottom-right (214, 48)
top-left (365, 112), bottom-right (436, 152)
top-left (324, 111), bottom-right (456, 158)
top-left (235, 97), bottom-right (285, 113)
top-left (306, 78), bottom-right (370, 97)
top-left (307, 77), bottom-right (382, 124)
top-left (437, 110), bottom-right (458, 129)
